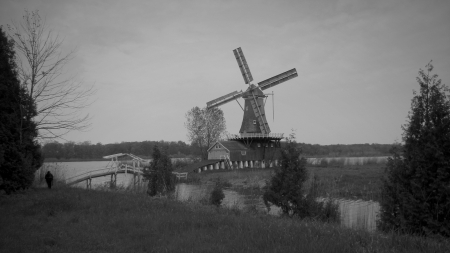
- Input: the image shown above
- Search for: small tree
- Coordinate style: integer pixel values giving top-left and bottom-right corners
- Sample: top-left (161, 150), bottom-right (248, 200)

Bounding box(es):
top-left (0, 27), bottom-right (42, 194)
top-left (378, 62), bottom-right (450, 236)
top-left (263, 133), bottom-right (308, 216)
top-left (185, 106), bottom-right (226, 160)
top-left (144, 145), bottom-right (175, 197)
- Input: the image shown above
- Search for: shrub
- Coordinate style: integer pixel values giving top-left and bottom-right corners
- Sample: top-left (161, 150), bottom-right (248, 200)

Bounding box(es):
top-left (210, 179), bottom-right (225, 207)
top-left (299, 175), bottom-right (340, 223)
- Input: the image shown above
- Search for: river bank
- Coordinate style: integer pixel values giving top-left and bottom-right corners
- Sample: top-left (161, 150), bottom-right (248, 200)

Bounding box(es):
top-left (1, 187), bottom-right (448, 253)
top-left (186, 164), bottom-right (384, 202)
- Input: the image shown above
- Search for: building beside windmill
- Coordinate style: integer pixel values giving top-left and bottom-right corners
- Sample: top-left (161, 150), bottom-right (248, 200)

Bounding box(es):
top-left (206, 134), bottom-right (283, 171)
top-left (182, 47), bottom-right (297, 173)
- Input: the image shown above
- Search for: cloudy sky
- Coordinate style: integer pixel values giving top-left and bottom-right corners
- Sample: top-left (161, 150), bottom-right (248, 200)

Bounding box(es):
top-left (1, 0), bottom-right (449, 145)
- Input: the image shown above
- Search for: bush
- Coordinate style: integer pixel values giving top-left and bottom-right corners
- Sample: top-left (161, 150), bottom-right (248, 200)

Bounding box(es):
top-left (298, 175), bottom-right (340, 223)
top-left (210, 179), bottom-right (225, 207)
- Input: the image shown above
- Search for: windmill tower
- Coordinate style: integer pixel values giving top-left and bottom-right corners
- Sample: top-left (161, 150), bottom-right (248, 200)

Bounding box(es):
top-left (204, 47), bottom-right (298, 170)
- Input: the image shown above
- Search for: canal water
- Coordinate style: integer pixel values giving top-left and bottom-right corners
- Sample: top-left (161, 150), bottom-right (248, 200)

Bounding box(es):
top-left (175, 183), bottom-right (380, 232)
top-left (37, 161), bottom-right (380, 232)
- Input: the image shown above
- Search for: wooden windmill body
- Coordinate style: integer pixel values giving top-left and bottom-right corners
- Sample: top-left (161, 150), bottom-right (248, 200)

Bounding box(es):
top-left (201, 47), bottom-right (298, 171)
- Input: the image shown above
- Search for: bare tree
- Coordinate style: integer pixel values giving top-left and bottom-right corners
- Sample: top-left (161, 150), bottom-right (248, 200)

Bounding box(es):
top-left (7, 10), bottom-right (94, 139)
top-left (185, 106), bottom-right (226, 160)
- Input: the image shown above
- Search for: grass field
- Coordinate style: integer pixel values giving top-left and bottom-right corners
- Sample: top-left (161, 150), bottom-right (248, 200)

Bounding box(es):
top-left (1, 187), bottom-right (448, 253)
top-left (187, 164), bottom-right (384, 201)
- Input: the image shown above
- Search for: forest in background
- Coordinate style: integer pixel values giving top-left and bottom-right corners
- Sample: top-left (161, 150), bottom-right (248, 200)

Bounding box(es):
top-left (41, 140), bottom-right (395, 161)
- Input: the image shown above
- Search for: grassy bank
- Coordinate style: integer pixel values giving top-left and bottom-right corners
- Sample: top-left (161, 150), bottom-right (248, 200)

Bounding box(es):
top-left (309, 164), bottom-right (384, 201)
top-left (1, 187), bottom-right (448, 253)
top-left (186, 164), bottom-right (384, 202)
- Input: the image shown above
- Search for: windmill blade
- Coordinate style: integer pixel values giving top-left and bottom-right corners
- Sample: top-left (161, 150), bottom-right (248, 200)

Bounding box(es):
top-left (233, 47), bottom-right (253, 84)
top-left (206, 90), bottom-right (243, 109)
top-left (258, 68), bottom-right (298, 90)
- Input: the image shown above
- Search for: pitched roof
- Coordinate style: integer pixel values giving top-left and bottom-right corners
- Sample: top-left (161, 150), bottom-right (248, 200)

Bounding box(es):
top-left (207, 140), bottom-right (248, 152)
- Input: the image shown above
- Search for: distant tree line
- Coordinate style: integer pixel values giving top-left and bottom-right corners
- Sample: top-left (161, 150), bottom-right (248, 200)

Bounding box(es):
top-left (42, 140), bottom-right (200, 160)
top-left (297, 143), bottom-right (395, 157)
top-left (41, 140), bottom-right (395, 160)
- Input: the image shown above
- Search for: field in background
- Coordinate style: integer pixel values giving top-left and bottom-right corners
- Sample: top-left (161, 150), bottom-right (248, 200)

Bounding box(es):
top-left (188, 162), bottom-right (385, 202)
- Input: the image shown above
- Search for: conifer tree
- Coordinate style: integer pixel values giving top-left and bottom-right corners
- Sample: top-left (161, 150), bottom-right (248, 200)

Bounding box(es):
top-left (378, 62), bottom-right (450, 236)
top-left (0, 27), bottom-right (42, 194)
top-left (263, 133), bottom-right (308, 216)
top-left (144, 145), bottom-right (175, 196)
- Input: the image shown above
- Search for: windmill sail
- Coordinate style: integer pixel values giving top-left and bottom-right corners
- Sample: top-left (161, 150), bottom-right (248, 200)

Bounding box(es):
top-left (233, 47), bottom-right (253, 84)
top-left (206, 90), bottom-right (243, 109)
top-left (249, 91), bottom-right (271, 134)
top-left (258, 68), bottom-right (298, 90)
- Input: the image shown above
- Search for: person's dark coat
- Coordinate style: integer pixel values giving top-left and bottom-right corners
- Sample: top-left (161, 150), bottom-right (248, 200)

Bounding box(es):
top-left (45, 171), bottom-right (53, 189)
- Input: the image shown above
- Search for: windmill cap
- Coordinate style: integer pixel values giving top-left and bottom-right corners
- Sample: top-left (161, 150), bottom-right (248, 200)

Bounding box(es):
top-left (242, 84), bottom-right (264, 98)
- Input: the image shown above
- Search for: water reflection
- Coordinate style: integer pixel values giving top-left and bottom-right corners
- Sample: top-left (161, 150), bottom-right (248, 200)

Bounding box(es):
top-left (174, 183), bottom-right (379, 232)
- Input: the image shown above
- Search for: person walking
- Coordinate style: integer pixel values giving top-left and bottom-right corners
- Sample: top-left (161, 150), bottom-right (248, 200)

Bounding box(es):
top-left (45, 171), bottom-right (53, 189)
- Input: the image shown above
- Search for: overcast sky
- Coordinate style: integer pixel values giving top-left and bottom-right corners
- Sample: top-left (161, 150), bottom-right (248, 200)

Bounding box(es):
top-left (1, 0), bottom-right (449, 145)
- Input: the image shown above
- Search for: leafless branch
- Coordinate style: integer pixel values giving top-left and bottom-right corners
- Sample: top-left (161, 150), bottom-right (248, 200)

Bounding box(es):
top-left (7, 10), bottom-right (95, 140)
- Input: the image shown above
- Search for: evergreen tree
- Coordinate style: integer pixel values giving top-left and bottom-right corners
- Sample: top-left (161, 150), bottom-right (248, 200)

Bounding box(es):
top-left (0, 27), bottom-right (42, 194)
top-left (263, 133), bottom-right (308, 216)
top-left (378, 62), bottom-right (450, 236)
top-left (144, 145), bottom-right (175, 196)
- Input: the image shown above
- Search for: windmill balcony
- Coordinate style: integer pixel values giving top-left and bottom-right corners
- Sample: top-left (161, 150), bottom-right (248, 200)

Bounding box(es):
top-left (226, 133), bottom-right (284, 140)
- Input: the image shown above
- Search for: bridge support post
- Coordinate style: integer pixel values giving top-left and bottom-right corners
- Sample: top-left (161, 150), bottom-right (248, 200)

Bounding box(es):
top-left (110, 173), bottom-right (117, 188)
top-left (86, 177), bottom-right (92, 189)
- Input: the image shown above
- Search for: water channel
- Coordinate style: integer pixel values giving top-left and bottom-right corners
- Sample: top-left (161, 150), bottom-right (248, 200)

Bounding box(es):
top-left (38, 161), bottom-right (381, 232)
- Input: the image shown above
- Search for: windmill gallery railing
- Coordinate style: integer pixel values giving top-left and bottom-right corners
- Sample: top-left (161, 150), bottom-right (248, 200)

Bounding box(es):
top-left (65, 153), bottom-right (188, 189)
top-left (226, 133), bottom-right (284, 140)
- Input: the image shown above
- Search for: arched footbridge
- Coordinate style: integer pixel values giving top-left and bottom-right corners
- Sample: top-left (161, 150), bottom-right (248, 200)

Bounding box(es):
top-left (65, 153), bottom-right (188, 189)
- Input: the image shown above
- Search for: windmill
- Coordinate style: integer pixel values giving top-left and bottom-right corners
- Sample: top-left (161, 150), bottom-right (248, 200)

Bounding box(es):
top-left (206, 47), bottom-right (298, 137)
top-left (200, 47), bottom-right (298, 171)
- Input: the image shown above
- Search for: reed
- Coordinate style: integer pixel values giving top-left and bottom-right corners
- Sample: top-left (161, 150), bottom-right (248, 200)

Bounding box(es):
top-left (35, 162), bottom-right (67, 186)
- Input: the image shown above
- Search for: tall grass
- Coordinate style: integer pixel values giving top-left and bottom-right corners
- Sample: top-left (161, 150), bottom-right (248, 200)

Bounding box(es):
top-left (0, 187), bottom-right (448, 253)
top-left (35, 162), bottom-right (67, 187)
top-left (307, 164), bottom-right (384, 201)
top-left (306, 157), bottom-right (388, 167)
